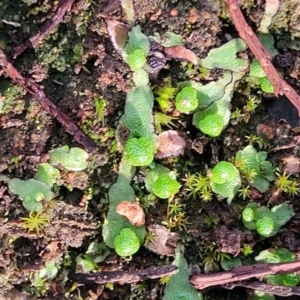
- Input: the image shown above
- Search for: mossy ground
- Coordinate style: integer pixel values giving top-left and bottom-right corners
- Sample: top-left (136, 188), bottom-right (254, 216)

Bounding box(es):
top-left (1, 0), bottom-right (300, 299)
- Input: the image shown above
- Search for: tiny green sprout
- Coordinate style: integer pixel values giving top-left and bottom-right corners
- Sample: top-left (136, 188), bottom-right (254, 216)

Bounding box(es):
top-left (175, 86), bottom-right (198, 114)
top-left (163, 211), bottom-right (189, 231)
top-left (200, 189), bottom-right (213, 201)
top-left (72, 44), bottom-right (83, 64)
top-left (275, 171), bottom-right (292, 190)
top-left (241, 244), bottom-right (253, 256)
top-left (245, 134), bottom-right (265, 148)
top-left (145, 231), bottom-right (155, 243)
top-left (238, 186), bottom-right (251, 200)
top-left (151, 173), bottom-right (180, 199)
top-left (244, 97), bottom-right (258, 114)
top-left (275, 172), bottom-right (300, 196)
top-left (125, 137), bottom-right (156, 166)
top-left (76, 254), bottom-right (97, 272)
top-left (21, 210), bottom-right (49, 236)
top-left (114, 228), bottom-right (141, 257)
top-left (243, 168), bottom-right (258, 182)
top-left (155, 86), bottom-right (177, 112)
top-left (94, 96), bottom-right (108, 126)
top-left (126, 49), bottom-right (147, 70)
top-left (231, 108), bottom-right (244, 123)
top-left (287, 181), bottom-right (300, 197)
top-left (160, 275), bottom-right (171, 285)
top-left (32, 261), bottom-right (58, 290)
top-left (184, 172), bottom-right (211, 199)
top-left (34, 163), bottom-right (60, 187)
top-left (168, 198), bottom-right (184, 216)
top-left (154, 112), bottom-right (177, 133)
top-left (234, 156), bottom-right (247, 172)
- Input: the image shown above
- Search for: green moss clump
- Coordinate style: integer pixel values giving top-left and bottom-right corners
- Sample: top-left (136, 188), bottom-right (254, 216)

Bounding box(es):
top-left (209, 161), bottom-right (241, 203)
top-left (126, 49), bottom-right (147, 70)
top-left (211, 161), bottom-right (239, 184)
top-left (145, 164), bottom-right (180, 199)
top-left (114, 228), bottom-right (141, 257)
top-left (125, 137), bottom-right (156, 166)
top-left (242, 203), bottom-right (295, 237)
top-left (151, 174), bottom-right (181, 199)
top-left (175, 86), bottom-right (198, 114)
top-left (235, 145), bottom-right (275, 193)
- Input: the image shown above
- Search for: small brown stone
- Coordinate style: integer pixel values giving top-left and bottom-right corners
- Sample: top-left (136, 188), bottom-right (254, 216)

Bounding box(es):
top-left (188, 8), bottom-right (199, 24)
top-left (169, 8), bottom-right (178, 17)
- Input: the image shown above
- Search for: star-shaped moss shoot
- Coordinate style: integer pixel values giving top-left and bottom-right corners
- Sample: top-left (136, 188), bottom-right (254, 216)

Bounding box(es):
top-left (175, 86), bottom-right (198, 114)
top-left (114, 228), bottom-right (141, 257)
top-left (125, 137), bottom-right (156, 166)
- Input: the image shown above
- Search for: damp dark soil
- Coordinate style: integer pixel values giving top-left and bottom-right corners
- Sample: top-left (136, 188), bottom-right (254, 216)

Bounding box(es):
top-left (1, 0), bottom-right (300, 299)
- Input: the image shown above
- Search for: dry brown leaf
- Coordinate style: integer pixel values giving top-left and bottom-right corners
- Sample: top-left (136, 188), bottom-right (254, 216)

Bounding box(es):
top-left (164, 46), bottom-right (198, 65)
top-left (282, 155), bottom-right (300, 175)
top-left (155, 130), bottom-right (186, 159)
top-left (144, 224), bottom-right (180, 256)
top-left (256, 124), bottom-right (275, 140)
top-left (116, 201), bottom-right (145, 226)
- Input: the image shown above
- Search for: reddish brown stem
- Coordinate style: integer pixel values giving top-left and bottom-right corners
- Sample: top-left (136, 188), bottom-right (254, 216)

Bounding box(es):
top-left (190, 260), bottom-right (300, 290)
top-left (224, 0), bottom-right (300, 115)
top-left (13, 0), bottom-right (75, 59)
top-left (0, 49), bottom-right (98, 152)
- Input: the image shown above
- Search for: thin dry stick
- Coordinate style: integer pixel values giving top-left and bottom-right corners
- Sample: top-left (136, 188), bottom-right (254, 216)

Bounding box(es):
top-left (74, 265), bottom-right (179, 284)
top-left (224, 280), bottom-right (300, 297)
top-left (224, 0), bottom-right (300, 115)
top-left (190, 260), bottom-right (300, 290)
top-left (0, 49), bottom-right (98, 152)
top-left (13, 0), bottom-right (75, 59)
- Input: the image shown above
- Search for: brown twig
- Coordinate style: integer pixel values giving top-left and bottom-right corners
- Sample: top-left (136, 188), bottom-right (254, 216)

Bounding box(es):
top-left (74, 265), bottom-right (178, 284)
top-left (190, 260), bottom-right (300, 290)
top-left (13, 0), bottom-right (75, 59)
top-left (224, 0), bottom-right (300, 115)
top-left (0, 49), bottom-right (98, 152)
top-left (224, 280), bottom-right (300, 297)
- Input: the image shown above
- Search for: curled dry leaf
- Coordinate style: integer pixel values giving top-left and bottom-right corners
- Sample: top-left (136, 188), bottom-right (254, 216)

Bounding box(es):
top-left (282, 155), bottom-right (300, 175)
top-left (155, 130), bottom-right (186, 159)
top-left (116, 201), bottom-right (145, 226)
top-left (106, 20), bottom-right (129, 55)
top-left (164, 45), bottom-right (198, 65)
